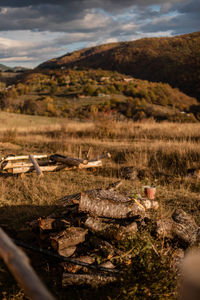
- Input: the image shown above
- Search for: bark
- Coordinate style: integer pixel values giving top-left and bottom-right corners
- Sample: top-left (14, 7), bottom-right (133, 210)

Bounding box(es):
top-left (172, 209), bottom-right (199, 245)
top-left (50, 154), bottom-right (88, 167)
top-left (0, 227), bottom-right (55, 300)
top-left (39, 217), bottom-right (69, 231)
top-left (85, 217), bottom-right (138, 241)
top-left (89, 237), bottom-right (116, 258)
top-left (62, 273), bottom-right (117, 287)
top-left (79, 190), bottom-right (145, 219)
top-left (50, 227), bottom-right (88, 255)
top-left (61, 256), bottom-right (95, 273)
top-left (59, 182), bottom-right (123, 207)
top-left (156, 218), bottom-right (174, 239)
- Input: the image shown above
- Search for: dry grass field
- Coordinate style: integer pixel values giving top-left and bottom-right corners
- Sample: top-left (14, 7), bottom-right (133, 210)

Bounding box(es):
top-left (0, 112), bottom-right (200, 299)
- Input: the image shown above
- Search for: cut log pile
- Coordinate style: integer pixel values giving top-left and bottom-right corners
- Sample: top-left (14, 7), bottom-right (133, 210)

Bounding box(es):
top-left (0, 152), bottom-right (111, 175)
top-left (28, 182), bottom-right (161, 287)
top-left (26, 182), bottom-right (200, 289)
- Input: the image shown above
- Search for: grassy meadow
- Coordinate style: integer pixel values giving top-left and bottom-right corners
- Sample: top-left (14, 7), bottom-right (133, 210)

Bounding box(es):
top-left (0, 112), bottom-right (200, 299)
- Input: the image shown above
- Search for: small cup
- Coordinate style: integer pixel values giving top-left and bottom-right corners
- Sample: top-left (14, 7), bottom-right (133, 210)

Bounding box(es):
top-left (143, 186), bottom-right (156, 199)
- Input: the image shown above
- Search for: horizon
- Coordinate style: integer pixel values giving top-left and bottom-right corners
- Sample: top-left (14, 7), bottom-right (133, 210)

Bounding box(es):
top-left (0, 0), bottom-right (199, 68)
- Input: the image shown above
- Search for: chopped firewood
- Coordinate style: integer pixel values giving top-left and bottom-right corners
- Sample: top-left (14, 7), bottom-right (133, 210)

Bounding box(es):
top-left (172, 209), bottom-right (199, 245)
top-left (85, 217), bottom-right (112, 233)
top-left (100, 261), bottom-right (115, 269)
top-left (50, 227), bottom-right (88, 255)
top-left (139, 199), bottom-right (159, 210)
top-left (89, 237), bottom-right (117, 258)
top-left (62, 273), bottom-right (117, 287)
top-left (50, 154), bottom-right (88, 167)
top-left (62, 256), bottom-right (95, 273)
top-left (115, 222), bottom-right (138, 241)
top-left (39, 217), bottom-right (69, 231)
top-left (59, 182), bottom-right (123, 206)
top-left (156, 218), bottom-right (174, 239)
top-left (79, 190), bottom-right (145, 219)
top-left (85, 217), bottom-right (137, 241)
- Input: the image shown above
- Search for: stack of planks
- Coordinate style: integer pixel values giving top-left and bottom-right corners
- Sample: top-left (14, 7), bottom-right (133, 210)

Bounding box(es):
top-left (0, 152), bottom-right (111, 175)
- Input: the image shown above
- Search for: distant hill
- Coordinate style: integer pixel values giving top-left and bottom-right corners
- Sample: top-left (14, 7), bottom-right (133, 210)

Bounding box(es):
top-left (38, 31), bottom-right (200, 100)
top-left (0, 68), bottom-right (199, 122)
top-left (0, 64), bottom-right (12, 72)
top-left (0, 64), bottom-right (29, 73)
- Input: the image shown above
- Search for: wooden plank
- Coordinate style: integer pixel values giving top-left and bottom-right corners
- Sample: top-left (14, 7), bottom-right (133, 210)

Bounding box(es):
top-left (2, 160), bottom-right (53, 170)
top-left (3, 154), bottom-right (48, 161)
top-left (29, 154), bottom-right (44, 177)
top-left (0, 227), bottom-right (55, 300)
top-left (8, 160), bottom-right (103, 174)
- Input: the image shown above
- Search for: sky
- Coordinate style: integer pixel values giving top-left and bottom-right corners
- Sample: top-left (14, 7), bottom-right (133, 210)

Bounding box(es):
top-left (0, 0), bottom-right (199, 68)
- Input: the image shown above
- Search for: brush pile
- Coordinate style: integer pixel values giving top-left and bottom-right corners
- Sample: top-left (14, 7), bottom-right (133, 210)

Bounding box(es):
top-left (0, 152), bottom-right (111, 176)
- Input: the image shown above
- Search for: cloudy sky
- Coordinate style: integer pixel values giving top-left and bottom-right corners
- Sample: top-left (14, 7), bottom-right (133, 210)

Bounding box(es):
top-left (0, 0), bottom-right (199, 68)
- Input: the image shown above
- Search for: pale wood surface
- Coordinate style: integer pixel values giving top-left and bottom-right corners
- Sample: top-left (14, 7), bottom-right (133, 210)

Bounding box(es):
top-left (29, 154), bottom-right (44, 177)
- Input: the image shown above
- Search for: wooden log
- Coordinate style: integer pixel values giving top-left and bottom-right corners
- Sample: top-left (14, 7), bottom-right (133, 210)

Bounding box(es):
top-left (85, 216), bottom-right (112, 233)
top-left (3, 154), bottom-right (48, 161)
top-left (79, 190), bottom-right (145, 219)
top-left (156, 218), bottom-right (174, 239)
top-left (50, 154), bottom-right (88, 167)
top-left (89, 237), bottom-right (116, 258)
top-left (0, 227), bottom-right (55, 300)
top-left (88, 152), bottom-right (111, 162)
top-left (59, 182), bottom-right (122, 207)
top-left (29, 154), bottom-right (43, 177)
top-left (39, 217), bottom-right (69, 231)
top-left (61, 256), bottom-right (95, 273)
top-left (2, 160), bottom-right (54, 170)
top-left (7, 160), bottom-right (102, 174)
top-left (172, 209), bottom-right (199, 245)
top-left (62, 273), bottom-right (117, 287)
top-left (50, 227), bottom-right (88, 256)
top-left (85, 217), bottom-right (137, 241)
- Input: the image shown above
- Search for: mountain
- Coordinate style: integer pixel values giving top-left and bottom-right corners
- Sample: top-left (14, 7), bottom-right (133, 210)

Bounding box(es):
top-left (0, 64), bottom-right (29, 73)
top-left (0, 64), bottom-right (12, 72)
top-left (38, 31), bottom-right (200, 100)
